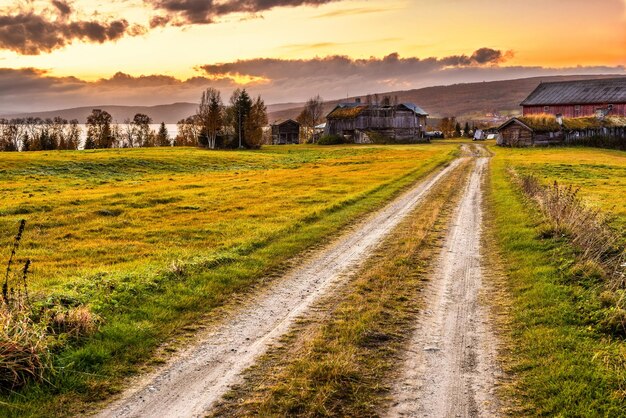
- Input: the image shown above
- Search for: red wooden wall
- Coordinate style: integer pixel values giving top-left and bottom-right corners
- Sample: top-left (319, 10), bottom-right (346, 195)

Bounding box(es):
top-left (523, 103), bottom-right (626, 117)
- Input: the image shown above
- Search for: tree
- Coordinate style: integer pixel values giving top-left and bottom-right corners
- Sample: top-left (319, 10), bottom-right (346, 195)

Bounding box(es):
top-left (132, 113), bottom-right (153, 147)
top-left (175, 116), bottom-right (200, 146)
top-left (86, 109), bottom-right (113, 149)
top-left (464, 121), bottom-right (471, 138)
top-left (296, 95), bottom-right (324, 142)
top-left (66, 119), bottom-right (81, 149)
top-left (440, 117), bottom-right (457, 139)
top-left (455, 122), bottom-right (462, 137)
top-left (0, 119), bottom-right (22, 151)
top-left (244, 95), bottom-right (268, 148)
top-left (228, 89), bottom-right (253, 148)
top-left (156, 122), bottom-right (170, 146)
top-left (197, 88), bottom-right (223, 149)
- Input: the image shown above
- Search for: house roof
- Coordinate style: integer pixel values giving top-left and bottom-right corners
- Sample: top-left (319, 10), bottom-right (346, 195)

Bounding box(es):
top-left (326, 102), bottom-right (429, 119)
top-left (271, 119), bottom-right (300, 127)
top-left (398, 103), bottom-right (429, 116)
top-left (498, 115), bottom-right (626, 133)
top-left (521, 78), bottom-right (626, 106)
top-left (327, 104), bottom-right (368, 119)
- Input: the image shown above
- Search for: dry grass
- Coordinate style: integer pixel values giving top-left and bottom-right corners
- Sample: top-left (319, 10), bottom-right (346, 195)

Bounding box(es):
top-left (515, 173), bottom-right (625, 290)
top-left (0, 302), bottom-right (51, 389)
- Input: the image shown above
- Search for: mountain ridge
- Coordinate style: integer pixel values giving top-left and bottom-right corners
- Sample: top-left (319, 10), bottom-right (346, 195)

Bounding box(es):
top-left (2, 74), bottom-right (623, 123)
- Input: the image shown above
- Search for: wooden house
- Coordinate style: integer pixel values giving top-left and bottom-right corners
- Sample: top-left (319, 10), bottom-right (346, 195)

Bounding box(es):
top-left (521, 78), bottom-right (626, 118)
top-left (271, 119), bottom-right (301, 145)
top-left (324, 100), bottom-right (428, 143)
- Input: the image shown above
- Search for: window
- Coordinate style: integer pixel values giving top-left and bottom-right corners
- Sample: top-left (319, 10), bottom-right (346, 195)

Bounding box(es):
top-left (544, 106), bottom-right (550, 112)
top-left (608, 104), bottom-right (614, 111)
top-left (574, 105), bottom-right (581, 116)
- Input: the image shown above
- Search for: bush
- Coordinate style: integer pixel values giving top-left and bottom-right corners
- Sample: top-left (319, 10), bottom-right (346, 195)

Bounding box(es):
top-left (0, 303), bottom-right (51, 389)
top-left (317, 135), bottom-right (348, 145)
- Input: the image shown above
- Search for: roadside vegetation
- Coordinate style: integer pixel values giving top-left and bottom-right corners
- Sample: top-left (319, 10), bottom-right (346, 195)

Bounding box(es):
top-left (210, 158), bottom-right (473, 417)
top-left (487, 146), bottom-right (626, 416)
top-left (0, 144), bottom-right (457, 416)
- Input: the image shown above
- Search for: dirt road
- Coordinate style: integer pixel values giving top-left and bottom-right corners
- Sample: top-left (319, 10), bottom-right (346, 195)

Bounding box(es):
top-left (96, 157), bottom-right (464, 418)
top-left (386, 149), bottom-right (500, 417)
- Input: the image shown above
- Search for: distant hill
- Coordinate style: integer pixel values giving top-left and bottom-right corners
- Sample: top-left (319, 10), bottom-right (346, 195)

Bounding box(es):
top-left (267, 74), bottom-right (625, 123)
top-left (3, 75), bottom-right (623, 124)
top-left (1, 102), bottom-right (297, 124)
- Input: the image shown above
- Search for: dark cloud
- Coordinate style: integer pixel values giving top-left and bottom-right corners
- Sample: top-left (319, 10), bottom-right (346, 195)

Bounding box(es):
top-left (0, 2), bottom-right (145, 54)
top-left (51, 0), bottom-right (72, 16)
top-left (199, 49), bottom-right (512, 81)
top-left (0, 52), bottom-right (624, 114)
top-left (147, 0), bottom-right (342, 26)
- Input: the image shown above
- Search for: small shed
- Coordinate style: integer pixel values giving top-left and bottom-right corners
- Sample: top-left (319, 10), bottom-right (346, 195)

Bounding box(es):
top-left (497, 117), bottom-right (562, 147)
top-left (271, 119), bottom-right (301, 144)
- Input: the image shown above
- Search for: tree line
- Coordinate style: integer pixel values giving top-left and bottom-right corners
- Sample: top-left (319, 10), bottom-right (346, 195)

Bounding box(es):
top-left (0, 87), bottom-right (269, 151)
top-left (177, 88), bottom-right (268, 149)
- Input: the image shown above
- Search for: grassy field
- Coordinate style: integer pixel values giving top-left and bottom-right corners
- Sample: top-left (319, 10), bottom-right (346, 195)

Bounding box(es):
top-left (0, 144), bottom-right (457, 416)
top-left (487, 146), bottom-right (626, 416)
top-left (489, 146), bottom-right (626, 231)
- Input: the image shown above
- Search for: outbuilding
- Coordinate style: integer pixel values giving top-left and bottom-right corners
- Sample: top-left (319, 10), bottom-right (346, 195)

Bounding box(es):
top-left (271, 119), bottom-right (301, 145)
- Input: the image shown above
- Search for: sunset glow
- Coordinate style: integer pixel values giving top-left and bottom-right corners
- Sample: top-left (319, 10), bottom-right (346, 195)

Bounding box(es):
top-left (0, 0), bottom-right (624, 111)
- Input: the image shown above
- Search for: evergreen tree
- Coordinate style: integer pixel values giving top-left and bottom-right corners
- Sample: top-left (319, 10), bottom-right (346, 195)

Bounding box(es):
top-left (156, 122), bottom-right (170, 146)
top-left (229, 89), bottom-right (253, 148)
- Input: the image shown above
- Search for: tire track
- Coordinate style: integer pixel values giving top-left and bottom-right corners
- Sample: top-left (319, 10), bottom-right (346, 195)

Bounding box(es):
top-left (386, 148), bottom-right (501, 417)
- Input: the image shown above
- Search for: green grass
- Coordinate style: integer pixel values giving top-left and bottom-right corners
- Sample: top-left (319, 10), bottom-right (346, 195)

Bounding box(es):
top-left (487, 155), bottom-right (626, 417)
top-left (0, 144), bottom-right (458, 416)
top-left (489, 146), bottom-right (626, 232)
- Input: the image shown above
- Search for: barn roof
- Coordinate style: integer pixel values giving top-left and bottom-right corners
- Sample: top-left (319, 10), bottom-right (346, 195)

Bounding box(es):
top-left (398, 103), bottom-right (429, 116)
top-left (498, 115), bottom-right (626, 133)
top-left (521, 78), bottom-right (626, 106)
top-left (271, 119), bottom-right (300, 127)
top-left (327, 104), bottom-right (368, 119)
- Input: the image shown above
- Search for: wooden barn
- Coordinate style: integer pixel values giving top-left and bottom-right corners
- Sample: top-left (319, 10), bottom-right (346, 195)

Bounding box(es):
top-left (521, 78), bottom-right (626, 118)
top-left (271, 119), bottom-right (301, 144)
top-left (324, 100), bottom-right (428, 143)
top-left (497, 115), bottom-right (626, 147)
top-left (497, 117), bottom-right (563, 147)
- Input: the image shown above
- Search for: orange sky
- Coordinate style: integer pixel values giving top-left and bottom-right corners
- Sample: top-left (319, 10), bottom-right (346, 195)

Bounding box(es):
top-left (0, 0), bottom-right (624, 80)
top-left (0, 0), bottom-right (624, 111)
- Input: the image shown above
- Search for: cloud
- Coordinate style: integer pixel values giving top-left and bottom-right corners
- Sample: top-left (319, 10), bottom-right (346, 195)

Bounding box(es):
top-left (147, 0), bottom-right (343, 27)
top-left (198, 49), bottom-right (512, 82)
top-left (0, 49), bottom-right (624, 114)
top-left (0, 2), bottom-right (145, 54)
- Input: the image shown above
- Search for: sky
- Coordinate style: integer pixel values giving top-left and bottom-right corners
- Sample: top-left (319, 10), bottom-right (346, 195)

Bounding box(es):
top-left (0, 0), bottom-right (625, 113)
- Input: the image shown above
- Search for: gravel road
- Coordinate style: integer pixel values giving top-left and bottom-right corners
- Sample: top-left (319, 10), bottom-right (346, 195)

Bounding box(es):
top-left (386, 148), bottom-right (501, 418)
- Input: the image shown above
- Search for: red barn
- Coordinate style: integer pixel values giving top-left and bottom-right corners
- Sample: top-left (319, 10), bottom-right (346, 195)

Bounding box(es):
top-left (521, 78), bottom-right (626, 118)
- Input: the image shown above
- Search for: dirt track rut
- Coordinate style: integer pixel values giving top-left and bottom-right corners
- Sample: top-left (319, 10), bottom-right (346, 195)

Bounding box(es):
top-left (96, 157), bottom-right (464, 418)
top-left (386, 148), bottom-right (500, 417)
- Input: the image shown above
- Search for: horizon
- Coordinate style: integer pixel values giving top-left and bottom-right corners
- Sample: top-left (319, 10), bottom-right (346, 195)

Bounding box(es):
top-left (0, 0), bottom-right (625, 113)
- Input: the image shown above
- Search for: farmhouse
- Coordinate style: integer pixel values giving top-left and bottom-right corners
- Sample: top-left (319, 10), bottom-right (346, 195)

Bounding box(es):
top-left (271, 119), bottom-right (301, 144)
top-left (497, 115), bottom-right (626, 147)
top-left (521, 78), bottom-right (626, 118)
top-left (324, 100), bottom-right (428, 143)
